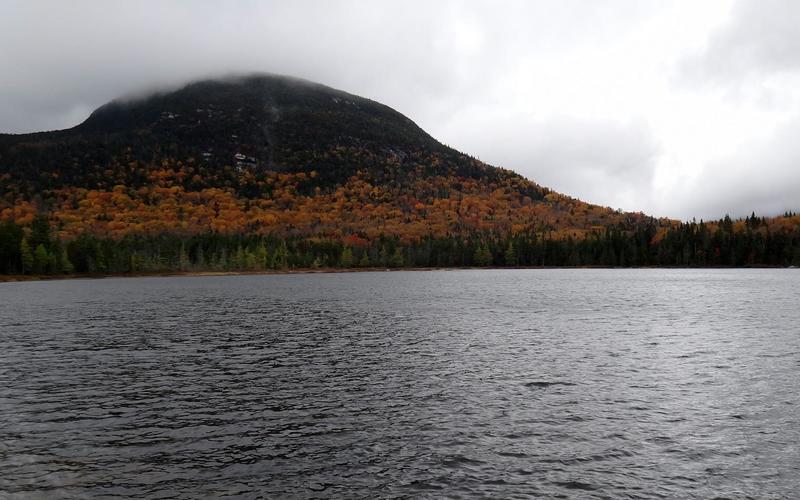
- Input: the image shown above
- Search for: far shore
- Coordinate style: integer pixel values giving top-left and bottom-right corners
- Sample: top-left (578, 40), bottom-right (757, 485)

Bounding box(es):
top-left (0, 265), bottom-right (792, 283)
top-left (0, 267), bottom-right (448, 283)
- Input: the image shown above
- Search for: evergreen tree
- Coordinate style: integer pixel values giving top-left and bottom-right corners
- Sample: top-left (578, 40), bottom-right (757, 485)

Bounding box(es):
top-left (47, 249), bottom-right (58, 274)
top-left (243, 249), bottom-right (256, 270)
top-left (271, 241), bottom-right (289, 269)
top-left (60, 246), bottom-right (74, 274)
top-left (389, 247), bottom-right (404, 267)
top-left (33, 244), bottom-right (49, 274)
top-left (504, 240), bottom-right (517, 266)
top-left (130, 252), bottom-right (143, 272)
top-left (215, 249), bottom-right (228, 270)
top-left (474, 243), bottom-right (492, 266)
top-left (379, 246), bottom-right (389, 267)
top-left (340, 247), bottom-right (354, 267)
top-left (178, 242), bottom-right (190, 271)
top-left (29, 215), bottom-right (51, 249)
top-left (254, 244), bottom-right (268, 270)
top-left (0, 221), bottom-right (23, 274)
top-left (195, 245), bottom-right (206, 270)
top-left (233, 245), bottom-right (245, 270)
top-left (20, 239), bottom-right (33, 274)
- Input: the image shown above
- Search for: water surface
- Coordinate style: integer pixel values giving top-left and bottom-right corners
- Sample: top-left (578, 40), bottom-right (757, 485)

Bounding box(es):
top-left (1, 269), bottom-right (798, 498)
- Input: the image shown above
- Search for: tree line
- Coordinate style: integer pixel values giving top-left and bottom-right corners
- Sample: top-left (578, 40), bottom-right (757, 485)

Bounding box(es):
top-left (1, 213), bottom-right (799, 276)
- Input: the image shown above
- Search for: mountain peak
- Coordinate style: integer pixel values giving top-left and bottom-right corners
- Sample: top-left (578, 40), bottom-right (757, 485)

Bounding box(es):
top-left (1, 74), bottom-right (503, 193)
top-left (64, 74), bottom-right (455, 183)
top-left (79, 73), bottom-right (435, 147)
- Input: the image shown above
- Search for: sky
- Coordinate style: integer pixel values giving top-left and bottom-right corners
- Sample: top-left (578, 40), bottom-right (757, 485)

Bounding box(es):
top-left (2, 0), bottom-right (798, 220)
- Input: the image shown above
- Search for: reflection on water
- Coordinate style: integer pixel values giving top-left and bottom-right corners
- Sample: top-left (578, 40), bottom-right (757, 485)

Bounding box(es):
top-left (1, 269), bottom-right (799, 498)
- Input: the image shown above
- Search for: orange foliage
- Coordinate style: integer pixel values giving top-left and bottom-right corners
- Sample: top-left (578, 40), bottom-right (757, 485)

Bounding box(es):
top-left (1, 165), bottom-right (653, 242)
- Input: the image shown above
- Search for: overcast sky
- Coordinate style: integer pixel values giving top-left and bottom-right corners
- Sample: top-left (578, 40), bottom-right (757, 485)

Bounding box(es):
top-left (2, 0), bottom-right (798, 220)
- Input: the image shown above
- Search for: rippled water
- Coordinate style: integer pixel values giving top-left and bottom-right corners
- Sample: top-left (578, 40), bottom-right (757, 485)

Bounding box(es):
top-left (1, 269), bottom-right (799, 498)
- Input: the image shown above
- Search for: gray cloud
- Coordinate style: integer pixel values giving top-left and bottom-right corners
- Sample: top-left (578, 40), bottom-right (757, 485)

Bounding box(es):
top-left (670, 115), bottom-right (800, 220)
top-left (681, 0), bottom-right (800, 84)
top-left (0, 0), bottom-right (484, 132)
top-left (449, 115), bottom-right (661, 212)
top-left (0, 0), bottom-right (659, 133)
top-left (671, 0), bottom-right (800, 219)
top-left (1, 0), bottom-right (798, 220)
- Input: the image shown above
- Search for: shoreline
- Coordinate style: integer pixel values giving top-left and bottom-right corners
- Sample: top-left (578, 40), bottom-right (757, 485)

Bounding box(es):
top-left (0, 265), bottom-right (792, 283)
top-left (0, 267), bottom-right (448, 283)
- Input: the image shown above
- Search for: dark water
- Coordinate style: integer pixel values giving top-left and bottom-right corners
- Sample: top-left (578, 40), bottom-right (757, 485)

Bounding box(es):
top-left (1, 269), bottom-right (799, 499)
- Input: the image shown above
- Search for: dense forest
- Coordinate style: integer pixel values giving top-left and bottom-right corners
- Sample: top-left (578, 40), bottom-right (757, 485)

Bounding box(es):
top-left (1, 75), bottom-right (798, 276)
top-left (1, 212), bottom-right (798, 276)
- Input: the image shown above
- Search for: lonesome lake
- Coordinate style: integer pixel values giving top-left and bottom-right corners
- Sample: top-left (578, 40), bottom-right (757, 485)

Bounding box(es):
top-left (1, 269), bottom-right (798, 498)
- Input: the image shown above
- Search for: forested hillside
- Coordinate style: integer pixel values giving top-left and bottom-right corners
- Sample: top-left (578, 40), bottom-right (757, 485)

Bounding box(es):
top-left (1, 74), bottom-right (798, 275)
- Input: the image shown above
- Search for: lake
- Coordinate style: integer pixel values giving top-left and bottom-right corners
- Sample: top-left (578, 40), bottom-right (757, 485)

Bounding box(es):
top-left (1, 269), bottom-right (798, 498)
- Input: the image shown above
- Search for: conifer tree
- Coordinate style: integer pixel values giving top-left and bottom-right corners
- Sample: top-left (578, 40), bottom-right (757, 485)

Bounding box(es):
top-left (233, 245), bottom-right (245, 270)
top-left (474, 243), bottom-right (492, 266)
top-left (20, 239), bottom-right (33, 274)
top-left (340, 247), bottom-right (354, 267)
top-left (271, 241), bottom-right (289, 269)
top-left (379, 246), bottom-right (389, 267)
top-left (33, 244), bottom-right (49, 274)
top-left (179, 242), bottom-right (190, 271)
top-left (504, 240), bottom-right (517, 266)
top-left (389, 247), bottom-right (404, 267)
top-left (255, 244), bottom-right (268, 270)
top-left (60, 247), bottom-right (74, 274)
top-left (244, 249), bottom-right (257, 270)
top-left (195, 246), bottom-right (206, 270)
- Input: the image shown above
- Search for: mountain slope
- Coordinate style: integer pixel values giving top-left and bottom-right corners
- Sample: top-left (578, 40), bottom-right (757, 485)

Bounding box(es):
top-left (0, 73), bottom-right (643, 240)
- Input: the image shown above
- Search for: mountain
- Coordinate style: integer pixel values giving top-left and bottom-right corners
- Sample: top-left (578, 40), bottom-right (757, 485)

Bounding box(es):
top-left (1, 74), bottom-right (798, 273)
top-left (0, 74), bottom-right (646, 238)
